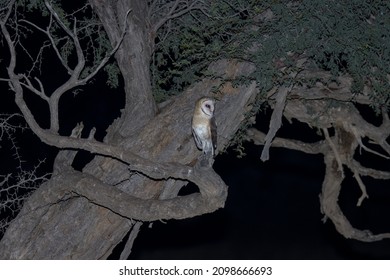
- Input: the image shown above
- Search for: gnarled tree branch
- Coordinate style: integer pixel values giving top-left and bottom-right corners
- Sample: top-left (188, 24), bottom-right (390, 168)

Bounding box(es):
top-left (248, 74), bottom-right (390, 241)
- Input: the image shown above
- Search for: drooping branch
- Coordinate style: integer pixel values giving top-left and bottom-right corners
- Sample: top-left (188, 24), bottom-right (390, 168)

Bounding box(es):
top-left (246, 62), bottom-right (390, 241)
top-left (247, 127), bottom-right (325, 155)
top-left (260, 86), bottom-right (288, 161)
top-left (119, 221), bottom-right (141, 260)
top-left (321, 153), bottom-right (390, 242)
top-left (352, 168), bottom-right (368, 207)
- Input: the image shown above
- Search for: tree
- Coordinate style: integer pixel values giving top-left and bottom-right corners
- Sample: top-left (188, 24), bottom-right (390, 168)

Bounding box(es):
top-left (0, 0), bottom-right (389, 259)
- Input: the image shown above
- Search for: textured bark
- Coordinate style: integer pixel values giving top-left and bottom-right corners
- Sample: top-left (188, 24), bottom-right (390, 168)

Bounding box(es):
top-left (0, 0), bottom-right (259, 259)
top-left (0, 59), bottom-right (258, 259)
top-left (247, 68), bottom-right (390, 242)
top-left (89, 0), bottom-right (157, 137)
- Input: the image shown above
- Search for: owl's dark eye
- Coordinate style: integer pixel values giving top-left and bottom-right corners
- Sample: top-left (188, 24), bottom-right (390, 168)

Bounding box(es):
top-left (205, 104), bottom-right (211, 109)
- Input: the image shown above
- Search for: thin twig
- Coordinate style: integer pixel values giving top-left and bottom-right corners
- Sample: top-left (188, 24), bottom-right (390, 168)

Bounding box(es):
top-left (346, 122), bottom-right (390, 160)
top-left (260, 86), bottom-right (288, 161)
top-left (352, 167), bottom-right (369, 207)
top-left (19, 75), bottom-right (49, 102)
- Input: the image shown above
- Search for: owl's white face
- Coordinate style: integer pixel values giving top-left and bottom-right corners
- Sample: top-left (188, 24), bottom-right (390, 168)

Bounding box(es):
top-left (200, 99), bottom-right (215, 118)
top-left (192, 97), bottom-right (217, 161)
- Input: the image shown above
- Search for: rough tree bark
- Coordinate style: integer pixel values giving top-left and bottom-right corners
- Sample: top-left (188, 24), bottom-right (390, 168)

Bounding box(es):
top-left (0, 0), bottom-right (260, 259)
top-left (0, 57), bottom-right (257, 259)
top-left (88, 0), bottom-right (157, 137)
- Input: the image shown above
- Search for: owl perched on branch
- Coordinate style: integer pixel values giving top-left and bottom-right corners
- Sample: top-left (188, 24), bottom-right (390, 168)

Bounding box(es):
top-left (191, 97), bottom-right (217, 165)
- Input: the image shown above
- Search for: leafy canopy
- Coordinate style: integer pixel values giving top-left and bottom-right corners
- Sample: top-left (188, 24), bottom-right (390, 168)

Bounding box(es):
top-left (6, 0), bottom-right (390, 109)
top-left (152, 0), bottom-right (390, 110)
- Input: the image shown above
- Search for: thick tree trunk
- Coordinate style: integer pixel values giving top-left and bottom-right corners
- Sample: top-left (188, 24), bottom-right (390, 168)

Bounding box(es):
top-left (2, 0), bottom-right (254, 259)
top-left (89, 0), bottom-right (156, 137)
top-left (0, 59), bottom-right (258, 259)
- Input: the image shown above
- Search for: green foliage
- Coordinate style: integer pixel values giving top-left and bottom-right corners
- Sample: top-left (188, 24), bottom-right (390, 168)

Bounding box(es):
top-left (250, 0), bottom-right (390, 110)
top-left (22, 0), bottom-right (51, 13)
top-left (13, 1), bottom-right (390, 110)
top-left (151, 0), bottom-right (389, 153)
top-left (296, 0), bottom-right (390, 110)
top-left (151, 0), bottom-right (255, 102)
top-left (152, 0), bottom-right (390, 110)
top-left (103, 62), bottom-right (121, 88)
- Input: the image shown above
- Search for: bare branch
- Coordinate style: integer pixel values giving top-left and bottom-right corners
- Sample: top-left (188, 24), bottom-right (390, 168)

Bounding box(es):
top-left (78, 9), bottom-right (131, 85)
top-left (19, 75), bottom-right (49, 102)
top-left (351, 160), bottom-right (390, 180)
top-left (44, 1), bottom-right (85, 78)
top-left (379, 141), bottom-right (390, 157)
top-left (0, 114), bottom-right (50, 235)
top-left (19, 17), bottom-right (73, 74)
top-left (247, 128), bottom-right (324, 155)
top-left (4, 2), bottom-right (131, 134)
top-left (344, 121), bottom-right (390, 160)
top-left (44, 6), bottom-right (130, 131)
top-left (352, 168), bottom-right (369, 207)
top-left (13, 88), bottom-right (222, 198)
top-left (320, 154), bottom-right (390, 242)
top-left (359, 139), bottom-right (390, 159)
top-left (260, 86), bottom-right (288, 161)
top-left (0, 5), bottom-right (17, 77)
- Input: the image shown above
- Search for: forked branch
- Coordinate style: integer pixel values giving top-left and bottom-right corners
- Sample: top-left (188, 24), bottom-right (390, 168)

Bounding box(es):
top-left (1, 2), bottom-right (130, 133)
top-left (248, 82), bottom-right (390, 241)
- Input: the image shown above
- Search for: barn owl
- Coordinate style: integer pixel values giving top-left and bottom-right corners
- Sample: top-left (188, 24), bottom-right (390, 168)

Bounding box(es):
top-left (191, 97), bottom-right (217, 159)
